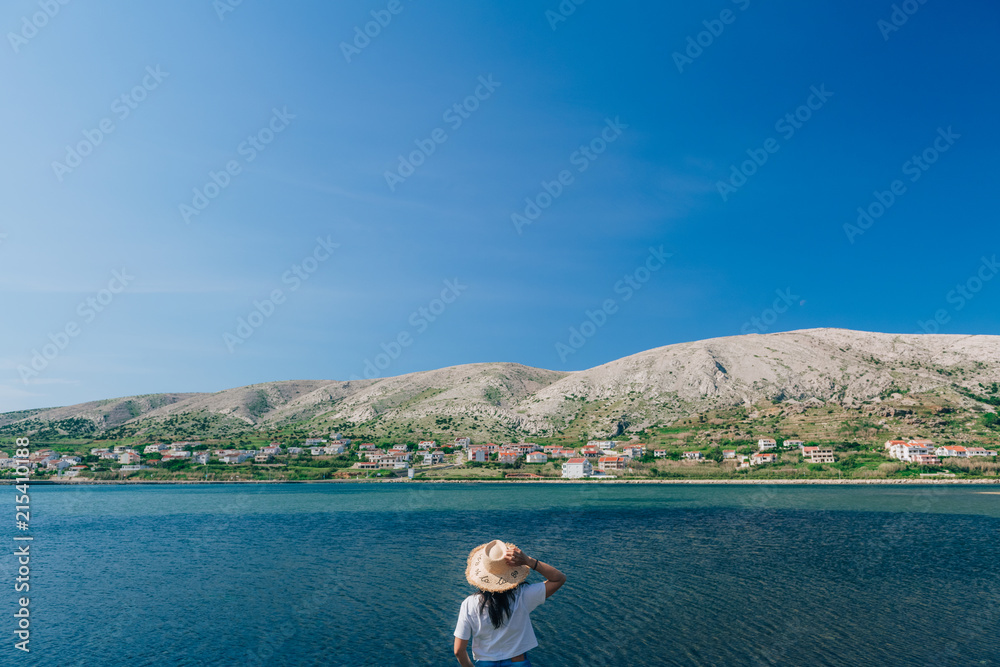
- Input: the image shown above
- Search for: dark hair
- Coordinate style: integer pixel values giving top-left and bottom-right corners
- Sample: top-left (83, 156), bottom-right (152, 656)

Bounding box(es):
top-left (478, 585), bottom-right (522, 629)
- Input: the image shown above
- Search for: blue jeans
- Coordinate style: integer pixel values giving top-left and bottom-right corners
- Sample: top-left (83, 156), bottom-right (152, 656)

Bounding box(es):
top-left (475, 655), bottom-right (531, 667)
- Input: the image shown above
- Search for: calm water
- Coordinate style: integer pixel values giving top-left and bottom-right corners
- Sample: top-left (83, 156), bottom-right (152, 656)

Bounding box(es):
top-left (5, 483), bottom-right (1000, 666)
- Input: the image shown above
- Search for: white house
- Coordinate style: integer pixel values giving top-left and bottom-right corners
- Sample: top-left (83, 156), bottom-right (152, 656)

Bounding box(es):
top-left (498, 451), bottom-right (518, 464)
top-left (783, 440), bottom-right (804, 449)
top-left (561, 458), bottom-right (593, 479)
top-left (170, 441), bottom-right (200, 451)
top-left (802, 446), bottom-right (835, 463)
top-left (144, 444), bottom-right (168, 454)
top-left (757, 439), bottom-right (777, 451)
top-left (454, 437), bottom-right (471, 447)
top-left (418, 441), bottom-right (437, 450)
top-left (723, 450), bottom-right (736, 459)
top-left (324, 444), bottom-right (346, 455)
top-left (468, 448), bottom-right (487, 463)
top-left (118, 452), bottom-right (140, 465)
top-left (423, 451), bottom-right (444, 465)
top-left (621, 446), bottom-right (644, 459)
top-left (310, 447), bottom-right (326, 456)
top-left (750, 452), bottom-right (777, 465)
top-left (889, 442), bottom-right (935, 462)
top-left (526, 452), bottom-right (547, 464)
top-left (193, 452), bottom-right (210, 464)
top-left (966, 447), bottom-right (998, 457)
top-left (936, 446), bottom-right (968, 458)
top-left (587, 441), bottom-right (615, 449)
top-left (653, 449), bottom-right (669, 458)
top-left (683, 451), bottom-right (703, 460)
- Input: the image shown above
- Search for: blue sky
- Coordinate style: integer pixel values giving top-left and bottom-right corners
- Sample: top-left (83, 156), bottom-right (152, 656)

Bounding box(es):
top-left (1, 0), bottom-right (998, 411)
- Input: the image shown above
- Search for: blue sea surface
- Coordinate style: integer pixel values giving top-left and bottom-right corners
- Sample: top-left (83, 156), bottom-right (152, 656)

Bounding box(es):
top-left (4, 483), bottom-right (999, 666)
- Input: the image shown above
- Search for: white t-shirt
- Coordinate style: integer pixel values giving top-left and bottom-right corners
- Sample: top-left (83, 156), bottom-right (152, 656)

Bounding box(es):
top-left (454, 582), bottom-right (547, 661)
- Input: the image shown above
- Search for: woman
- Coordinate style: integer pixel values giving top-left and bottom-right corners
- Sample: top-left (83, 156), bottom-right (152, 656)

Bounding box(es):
top-left (453, 539), bottom-right (566, 666)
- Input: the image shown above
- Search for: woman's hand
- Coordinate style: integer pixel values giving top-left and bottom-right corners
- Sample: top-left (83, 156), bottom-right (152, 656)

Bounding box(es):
top-left (504, 546), bottom-right (530, 567)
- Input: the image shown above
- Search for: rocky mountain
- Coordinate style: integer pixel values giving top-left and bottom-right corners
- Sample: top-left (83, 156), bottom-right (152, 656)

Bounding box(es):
top-left (3, 328), bottom-right (999, 444)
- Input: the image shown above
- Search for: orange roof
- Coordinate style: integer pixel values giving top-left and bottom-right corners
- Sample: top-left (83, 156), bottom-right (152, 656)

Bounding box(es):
top-left (566, 458), bottom-right (586, 463)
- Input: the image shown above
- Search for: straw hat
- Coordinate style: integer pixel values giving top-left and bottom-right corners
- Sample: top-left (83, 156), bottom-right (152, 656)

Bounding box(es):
top-left (465, 539), bottom-right (530, 592)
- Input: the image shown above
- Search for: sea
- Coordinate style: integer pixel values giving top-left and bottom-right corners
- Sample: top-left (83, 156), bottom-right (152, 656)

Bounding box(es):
top-left (5, 482), bottom-right (999, 666)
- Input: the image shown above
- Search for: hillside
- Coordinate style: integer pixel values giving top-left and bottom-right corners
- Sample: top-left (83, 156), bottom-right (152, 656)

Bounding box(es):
top-left (3, 329), bottom-right (999, 447)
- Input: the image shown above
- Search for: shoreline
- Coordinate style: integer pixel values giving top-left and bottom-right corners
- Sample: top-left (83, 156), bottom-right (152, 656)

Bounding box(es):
top-left (7, 477), bottom-right (1000, 486)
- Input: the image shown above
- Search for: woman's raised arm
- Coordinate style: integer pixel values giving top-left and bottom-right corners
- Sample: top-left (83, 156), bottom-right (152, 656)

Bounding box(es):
top-left (505, 547), bottom-right (566, 598)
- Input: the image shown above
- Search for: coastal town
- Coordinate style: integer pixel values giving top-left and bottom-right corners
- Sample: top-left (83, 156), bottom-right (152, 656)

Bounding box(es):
top-left (1, 433), bottom-right (996, 482)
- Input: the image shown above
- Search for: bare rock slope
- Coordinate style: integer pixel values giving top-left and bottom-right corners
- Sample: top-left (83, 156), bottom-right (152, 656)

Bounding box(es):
top-left (3, 329), bottom-right (998, 439)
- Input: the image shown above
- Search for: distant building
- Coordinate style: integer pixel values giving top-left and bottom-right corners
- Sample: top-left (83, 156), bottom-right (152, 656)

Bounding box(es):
top-left (498, 451), bottom-right (519, 464)
top-left (167, 441), bottom-right (199, 451)
top-left (598, 456), bottom-right (627, 471)
top-left (621, 446), bottom-right (644, 459)
top-left (783, 440), bottom-right (804, 449)
top-left (722, 450), bottom-right (736, 460)
top-left (750, 452), bottom-right (777, 465)
top-left (802, 446), bottom-right (835, 464)
top-left (193, 452), bottom-right (210, 464)
top-left (418, 441), bottom-right (437, 450)
top-left (683, 451), bottom-right (704, 460)
top-left (454, 437), bottom-right (471, 447)
top-left (965, 447), bottom-right (997, 457)
top-left (561, 458), bottom-right (593, 479)
top-left (254, 453), bottom-right (273, 463)
top-left (587, 441), bottom-right (615, 449)
top-left (526, 452), bottom-right (547, 464)
top-left (423, 451), bottom-right (444, 465)
top-left (757, 439), bottom-right (777, 451)
top-left (118, 452), bottom-right (140, 465)
top-left (653, 449), bottom-right (669, 458)
top-left (889, 441), bottom-right (937, 463)
top-left (468, 448), bottom-right (487, 463)
top-left (353, 462), bottom-right (378, 470)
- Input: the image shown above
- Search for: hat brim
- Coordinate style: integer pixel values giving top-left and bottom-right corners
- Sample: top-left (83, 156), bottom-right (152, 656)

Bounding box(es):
top-left (465, 541), bottom-right (530, 592)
